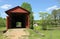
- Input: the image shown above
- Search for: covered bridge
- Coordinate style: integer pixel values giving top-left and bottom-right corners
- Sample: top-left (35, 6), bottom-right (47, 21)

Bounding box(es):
top-left (5, 6), bottom-right (30, 29)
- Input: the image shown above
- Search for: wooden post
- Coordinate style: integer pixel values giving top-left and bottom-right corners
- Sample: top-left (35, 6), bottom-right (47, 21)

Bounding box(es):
top-left (26, 15), bottom-right (30, 28)
top-left (6, 16), bottom-right (11, 30)
top-left (6, 16), bottom-right (9, 30)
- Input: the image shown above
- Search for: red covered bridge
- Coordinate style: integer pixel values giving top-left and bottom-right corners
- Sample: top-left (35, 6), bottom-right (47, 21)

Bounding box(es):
top-left (5, 6), bottom-right (30, 29)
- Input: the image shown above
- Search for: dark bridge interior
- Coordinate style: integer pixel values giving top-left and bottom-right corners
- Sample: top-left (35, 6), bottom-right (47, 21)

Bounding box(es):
top-left (10, 13), bottom-right (26, 28)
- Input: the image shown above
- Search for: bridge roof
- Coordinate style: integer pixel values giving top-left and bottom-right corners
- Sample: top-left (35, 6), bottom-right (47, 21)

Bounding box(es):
top-left (5, 6), bottom-right (30, 15)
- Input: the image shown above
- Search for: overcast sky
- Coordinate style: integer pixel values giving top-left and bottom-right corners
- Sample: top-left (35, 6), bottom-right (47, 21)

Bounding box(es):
top-left (0, 0), bottom-right (60, 20)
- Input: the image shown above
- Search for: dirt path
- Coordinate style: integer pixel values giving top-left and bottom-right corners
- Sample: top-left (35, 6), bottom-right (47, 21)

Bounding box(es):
top-left (3, 28), bottom-right (30, 39)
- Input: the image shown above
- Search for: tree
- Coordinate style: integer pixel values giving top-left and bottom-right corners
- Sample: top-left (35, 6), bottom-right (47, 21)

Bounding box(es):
top-left (56, 9), bottom-right (60, 26)
top-left (39, 12), bottom-right (48, 30)
top-left (52, 10), bottom-right (57, 27)
top-left (21, 2), bottom-right (34, 29)
top-left (57, 9), bottom-right (60, 20)
top-left (52, 10), bottom-right (57, 20)
top-left (52, 9), bottom-right (60, 27)
top-left (46, 14), bottom-right (54, 28)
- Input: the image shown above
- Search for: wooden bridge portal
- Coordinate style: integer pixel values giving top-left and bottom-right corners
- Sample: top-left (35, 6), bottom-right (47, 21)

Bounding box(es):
top-left (5, 6), bottom-right (30, 29)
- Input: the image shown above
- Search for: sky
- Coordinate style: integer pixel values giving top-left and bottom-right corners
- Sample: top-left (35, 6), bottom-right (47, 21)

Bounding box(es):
top-left (0, 0), bottom-right (60, 20)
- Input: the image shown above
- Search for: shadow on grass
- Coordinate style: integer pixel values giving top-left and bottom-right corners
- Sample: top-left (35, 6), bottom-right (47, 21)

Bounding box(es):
top-left (0, 30), bottom-right (7, 33)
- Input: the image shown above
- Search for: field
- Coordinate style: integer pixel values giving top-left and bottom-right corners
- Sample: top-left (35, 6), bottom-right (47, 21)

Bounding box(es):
top-left (28, 29), bottom-right (60, 39)
top-left (0, 27), bottom-right (60, 39)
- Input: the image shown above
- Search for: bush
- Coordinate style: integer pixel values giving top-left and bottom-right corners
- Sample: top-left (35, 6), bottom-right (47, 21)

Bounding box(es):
top-left (33, 26), bottom-right (41, 31)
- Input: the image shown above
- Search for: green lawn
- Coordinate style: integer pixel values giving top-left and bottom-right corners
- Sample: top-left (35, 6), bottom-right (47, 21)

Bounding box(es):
top-left (0, 27), bottom-right (6, 39)
top-left (0, 27), bottom-right (6, 31)
top-left (28, 29), bottom-right (60, 39)
top-left (28, 26), bottom-right (60, 39)
top-left (40, 30), bottom-right (60, 39)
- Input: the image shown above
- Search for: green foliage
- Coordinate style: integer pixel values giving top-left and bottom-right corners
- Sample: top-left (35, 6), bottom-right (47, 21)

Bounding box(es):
top-left (30, 12), bottom-right (34, 29)
top-left (52, 9), bottom-right (60, 27)
top-left (33, 26), bottom-right (41, 31)
top-left (0, 17), bottom-right (6, 27)
top-left (21, 2), bottom-right (32, 12)
top-left (21, 2), bottom-right (34, 29)
top-left (39, 12), bottom-right (49, 30)
top-left (38, 9), bottom-right (60, 30)
top-left (39, 12), bottom-right (49, 20)
top-left (16, 22), bottom-right (21, 27)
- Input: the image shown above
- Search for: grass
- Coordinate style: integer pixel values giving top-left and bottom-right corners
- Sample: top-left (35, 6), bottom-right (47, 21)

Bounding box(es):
top-left (0, 33), bottom-right (3, 39)
top-left (0, 27), bottom-right (60, 39)
top-left (40, 30), bottom-right (60, 39)
top-left (28, 26), bottom-right (60, 39)
top-left (0, 27), bottom-right (6, 31)
top-left (0, 27), bottom-right (6, 39)
top-left (28, 29), bottom-right (41, 39)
